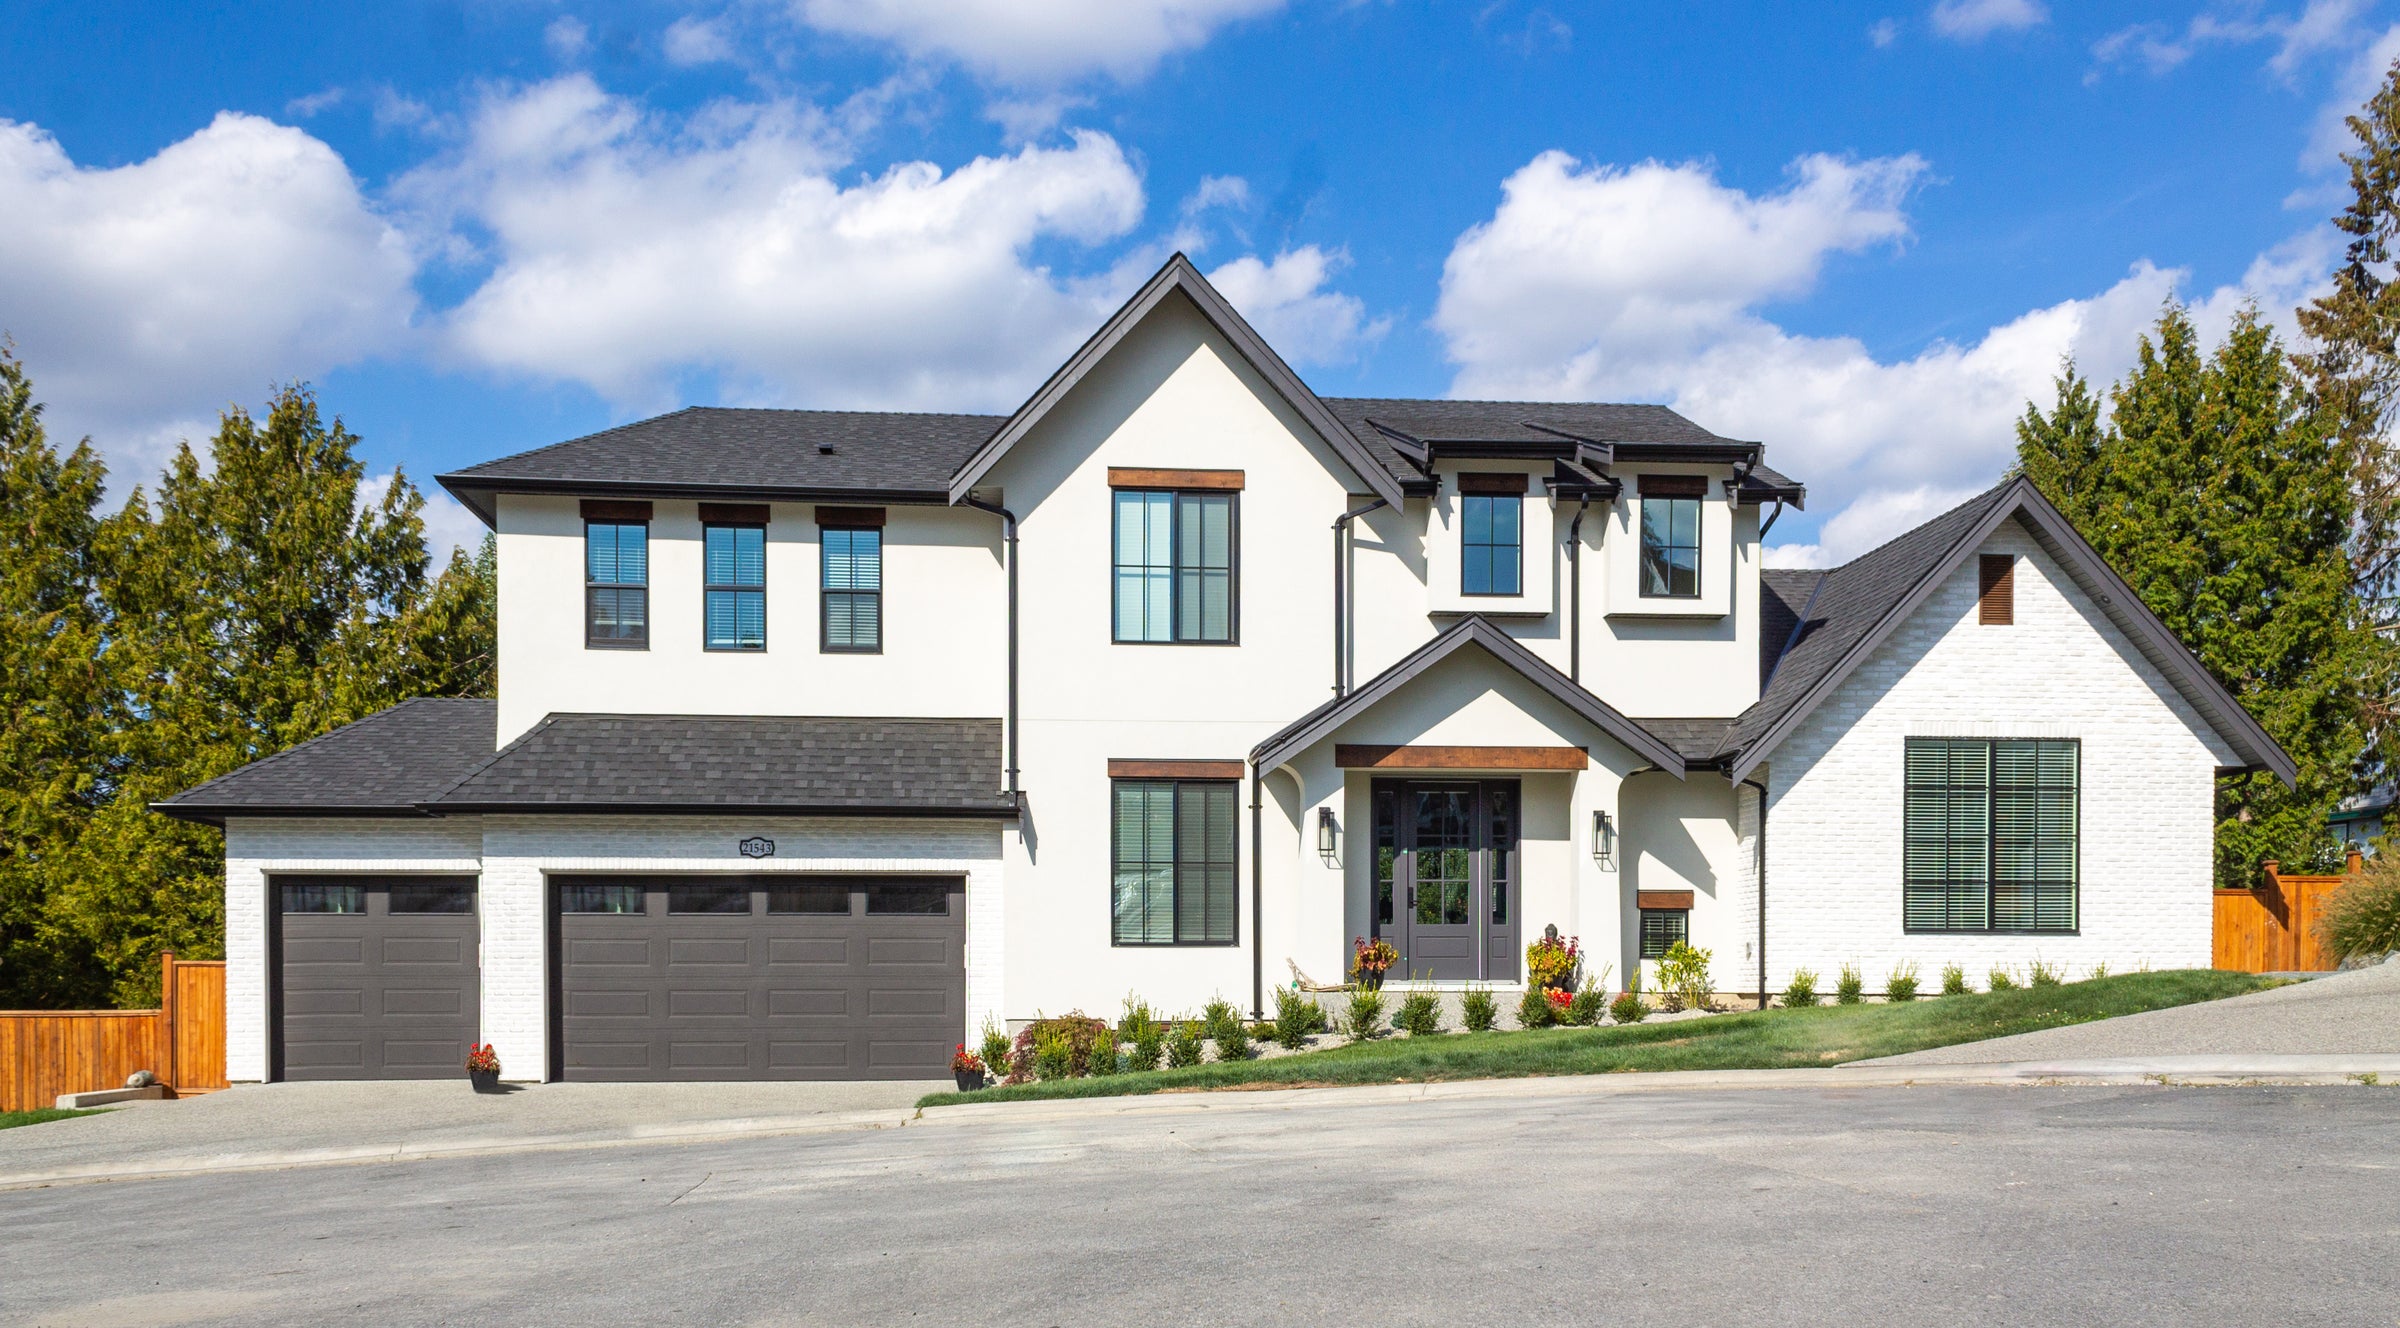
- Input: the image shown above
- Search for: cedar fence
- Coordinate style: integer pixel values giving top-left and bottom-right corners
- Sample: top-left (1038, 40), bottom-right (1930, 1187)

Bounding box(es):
top-left (2212, 853), bottom-right (2360, 974)
top-left (0, 953), bottom-right (227, 1112)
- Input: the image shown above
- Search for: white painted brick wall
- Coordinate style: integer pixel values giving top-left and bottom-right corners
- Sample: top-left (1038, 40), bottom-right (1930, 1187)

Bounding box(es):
top-left (1764, 521), bottom-right (2237, 991)
top-left (222, 814), bottom-right (1002, 1083)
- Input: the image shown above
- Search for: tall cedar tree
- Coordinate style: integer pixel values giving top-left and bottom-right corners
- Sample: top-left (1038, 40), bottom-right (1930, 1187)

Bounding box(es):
top-left (2294, 54), bottom-right (2400, 754)
top-left (55, 386), bottom-right (493, 1005)
top-left (0, 347), bottom-right (117, 1006)
top-left (2017, 305), bottom-right (2368, 887)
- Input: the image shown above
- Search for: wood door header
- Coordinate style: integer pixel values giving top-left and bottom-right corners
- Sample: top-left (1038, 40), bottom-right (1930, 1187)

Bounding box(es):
top-left (1335, 744), bottom-right (1587, 771)
top-left (1635, 890), bottom-right (1696, 911)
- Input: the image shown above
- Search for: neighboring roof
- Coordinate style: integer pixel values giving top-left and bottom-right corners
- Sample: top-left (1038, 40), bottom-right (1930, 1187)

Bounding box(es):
top-left (1634, 718), bottom-right (1738, 766)
top-left (947, 254), bottom-right (1406, 507)
top-left (1253, 616), bottom-right (1688, 776)
top-left (428, 714), bottom-right (1016, 817)
top-left (1758, 568), bottom-right (1823, 694)
top-left (438, 409), bottom-right (1003, 523)
top-left (1731, 478), bottom-right (2297, 786)
top-left (153, 698), bottom-right (498, 824)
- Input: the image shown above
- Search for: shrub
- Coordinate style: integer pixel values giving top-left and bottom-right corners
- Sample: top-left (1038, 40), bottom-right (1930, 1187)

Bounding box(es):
top-left (1032, 1026), bottom-right (1075, 1080)
top-left (1394, 990), bottom-right (1443, 1036)
top-left (1271, 986), bottom-right (1319, 1050)
top-left (1200, 997), bottom-right (1243, 1046)
top-left (1461, 985), bottom-right (1499, 1033)
top-left (1525, 932), bottom-right (1582, 991)
top-left (1781, 968), bottom-right (1819, 1008)
top-left (2320, 859), bottom-right (2400, 962)
top-left (2027, 958), bottom-right (2065, 988)
top-left (1566, 980), bottom-right (1609, 1026)
top-left (1515, 985), bottom-right (1557, 1029)
top-left (1213, 1017), bottom-right (1252, 1062)
top-left (1087, 1027), bottom-right (1120, 1076)
top-left (1987, 965), bottom-right (2018, 992)
top-left (1609, 991), bottom-right (1649, 1024)
top-left (2087, 962), bottom-right (2110, 980)
top-left (978, 1018), bottom-right (1014, 1081)
top-left (1885, 961), bottom-right (1920, 1003)
top-left (1343, 987), bottom-right (1387, 1041)
top-left (1654, 941), bottom-right (1714, 1013)
top-left (1940, 963), bottom-right (1969, 996)
top-left (1120, 998), bottom-right (1164, 1071)
top-left (1165, 1020), bottom-right (1206, 1069)
top-left (1834, 963), bottom-right (1865, 1005)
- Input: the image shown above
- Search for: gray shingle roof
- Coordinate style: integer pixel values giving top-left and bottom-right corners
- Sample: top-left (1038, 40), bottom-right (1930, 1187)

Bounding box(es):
top-left (1320, 398), bottom-right (1740, 485)
top-left (1630, 718), bottom-right (1736, 765)
top-left (429, 714), bottom-right (1014, 816)
top-left (155, 698), bottom-right (499, 822)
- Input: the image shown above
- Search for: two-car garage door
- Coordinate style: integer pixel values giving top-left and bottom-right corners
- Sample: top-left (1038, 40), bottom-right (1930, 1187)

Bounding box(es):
top-left (553, 875), bottom-right (966, 1081)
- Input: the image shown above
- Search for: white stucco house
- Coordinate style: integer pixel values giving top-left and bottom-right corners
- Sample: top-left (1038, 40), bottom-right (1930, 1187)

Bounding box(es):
top-left (160, 255), bottom-right (2294, 1083)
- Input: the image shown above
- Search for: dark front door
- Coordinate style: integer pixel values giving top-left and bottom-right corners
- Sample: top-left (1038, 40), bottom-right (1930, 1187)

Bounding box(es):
top-left (1372, 781), bottom-right (1520, 982)
top-left (274, 875), bottom-right (481, 1080)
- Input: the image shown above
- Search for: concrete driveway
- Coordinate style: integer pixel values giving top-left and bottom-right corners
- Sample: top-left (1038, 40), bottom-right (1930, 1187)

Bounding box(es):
top-left (4, 1080), bottom-right (2394, 1327)
top-left (0, 1079), bottom-right (938, 1187)
top-left (1865, 955), bottom-right (2400, 1066)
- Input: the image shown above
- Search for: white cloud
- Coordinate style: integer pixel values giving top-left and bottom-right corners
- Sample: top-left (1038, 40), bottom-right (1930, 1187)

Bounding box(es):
top-left (2092, 1), bottom-right (2376, 83)
top-left (401, 76), bottom-right (1148, 412)
top-left (1207, 246), bottom-right (1389, 367)
top-left (1764, 484), bottom-right (1986, 568)
top-left (1930, 0), bottom-right (2046, 41)
top-left (2306, 22), bottom-right (2400, 169)
top-left (791, 0), bottom-right (1288, 83)
top-left (663, 16), bottom-right (736, 67)
top-left (0, 112), bottom-right (416, 482)
top-left (363, 471), bottom-right (487, 558)
top-left (1181, 174), bottom-right (1252, 216)
top-left (545, 16), bottom-right (592, 61)
top-left (1432, 149), bottom-right (2335, 568)
top-left (1869, 18), bottom-right (1900, 48)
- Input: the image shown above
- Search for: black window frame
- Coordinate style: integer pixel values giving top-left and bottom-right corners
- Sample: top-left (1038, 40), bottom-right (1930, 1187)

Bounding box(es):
top-left (585, 518), bottom-right (651, 650)
top-left (1903, 737), bottom-right (2081, 935)
top-left (702, 520), bottom-right (767, 653)
top-left (1111, 489), bottom-right (1239, 645)
top-left (1460, 493), bottom-right (1524, 597)
top-left (1638, 907), bottom-right (1689, 960)
top-left (1110, 777), bottom-right (1239, 946)
top-left (1637, 479), bottom-right (1704, 600)
top-left (820, 524), bottom-right (884, 654)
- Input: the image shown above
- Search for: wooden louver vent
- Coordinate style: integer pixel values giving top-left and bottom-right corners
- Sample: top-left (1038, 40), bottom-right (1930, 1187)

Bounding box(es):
top-left (1978, 554), bottom-right (2015, 625)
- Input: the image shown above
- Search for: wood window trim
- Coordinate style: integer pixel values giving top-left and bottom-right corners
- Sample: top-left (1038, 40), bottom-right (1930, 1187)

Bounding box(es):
top-left (699, 502), bottom-right (769, 526)
top-left (1107, 758), bottom-right (1247, 780)
top-left (1979, 554), bottom-right (2016, 625)
top-left (1635, 890), bottom-right (1696, 911)
top-left (580, 499), bottom-right (653, 522)
top-left (815, 505), bottom-right (887, 528)
top-left (1334, 744), bottom-right (1586, 771)
top-left (1107, 467), bottom-right (1244, 491)
top-left (1456, 472), bottom-right (1530, 495)
top-left (1637, 474), bottom-right (1709, 498)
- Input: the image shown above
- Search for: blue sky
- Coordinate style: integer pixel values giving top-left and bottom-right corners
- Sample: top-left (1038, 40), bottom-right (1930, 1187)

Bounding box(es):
top-left (1, 0), bottom-right (2392, 561)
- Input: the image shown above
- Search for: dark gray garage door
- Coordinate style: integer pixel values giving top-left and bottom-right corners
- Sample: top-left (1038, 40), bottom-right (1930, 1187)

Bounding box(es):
top-left (554, 875), bottom-right (965, 1081)
top-left (275, 876), bottom-right (481, 1080)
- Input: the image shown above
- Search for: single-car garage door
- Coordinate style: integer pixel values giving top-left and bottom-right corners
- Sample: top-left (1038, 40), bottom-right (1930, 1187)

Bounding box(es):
top-left (275, 875), bottom-right (481, 1080)
top-left (554, 875), bottom-right (965, 1081)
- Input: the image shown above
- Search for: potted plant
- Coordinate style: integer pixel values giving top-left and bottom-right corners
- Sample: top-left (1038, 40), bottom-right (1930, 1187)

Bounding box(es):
top-left (1525, 930), bottom-right (1582, 994)
top-left (951, 1044), bottom-right (987, 1092)
top-left (1351, 936), bottom-right (1397, 991)
top-left (465, 1043), bottom-right (502, 1094)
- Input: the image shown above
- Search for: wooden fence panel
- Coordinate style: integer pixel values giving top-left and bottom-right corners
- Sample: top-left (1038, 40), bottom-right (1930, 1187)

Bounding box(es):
top-left (2214, 857), bottom-right (2358, 974)
top-left (0, 951), bottom-right (229, 1111)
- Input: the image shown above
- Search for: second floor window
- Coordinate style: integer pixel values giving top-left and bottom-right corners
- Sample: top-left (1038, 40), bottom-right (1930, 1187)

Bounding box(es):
top-left (1113, 489), bottom-right (1235, 643)
top-left (822, 524), bottom-right (882, 653)
top-left (585, 513), bottom-right (649, 649)
top-left (703, 519), bottom-right (766, 651)
top-left (1459, 474), bottom-right (1525, 596)
top-left (1639, 475), bottom-right (1705, 598)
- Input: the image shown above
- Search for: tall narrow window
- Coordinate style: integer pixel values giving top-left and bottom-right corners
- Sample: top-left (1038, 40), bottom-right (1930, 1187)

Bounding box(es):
top-left (1904, 737), bottom-right (2078, 933)
top-left (1638, 475), bottom-right (1705, 598)
top-left (1459, 474), bottom-right (1525, 597)
top-left (1111, 779), bottom-right (1237, 945)
top-left (585, 505), bottom-right (650, 649)
top-left (702, 510), bottom-right (766, 651)
top-left (1112, 488), bottom-right (1236, 643)
top-left (821, 525), bottom-right (882, 653)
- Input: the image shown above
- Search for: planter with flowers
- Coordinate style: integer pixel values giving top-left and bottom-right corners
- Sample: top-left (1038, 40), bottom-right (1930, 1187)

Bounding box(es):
top-left (1525, 931), bottom-right (1582, 994)
top-left (951, 1044), bottom-right (987, 1092)
top-left (1351, 936), bottom-right (1398, 991)
top-left (465, 1043), bottom-right (502, 1094)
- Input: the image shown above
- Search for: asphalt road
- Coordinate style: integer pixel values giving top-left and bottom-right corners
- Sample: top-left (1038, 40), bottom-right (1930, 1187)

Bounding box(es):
top-left (5, 1084), bottom-right (2394, 1327)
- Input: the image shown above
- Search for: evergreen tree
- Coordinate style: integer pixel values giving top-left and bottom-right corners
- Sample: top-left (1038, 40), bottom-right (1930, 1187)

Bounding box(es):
top-left (0, 346), bottom-right (115, 1006)
top-left (2017, 304), bottom-right (2370, 886)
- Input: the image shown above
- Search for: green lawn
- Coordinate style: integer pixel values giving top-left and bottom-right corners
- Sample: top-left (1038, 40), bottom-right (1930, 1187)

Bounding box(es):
top-left (0, 1108), bottom-right (105, 1131)
top-left (920, 969), bottom-right (2277, 1108)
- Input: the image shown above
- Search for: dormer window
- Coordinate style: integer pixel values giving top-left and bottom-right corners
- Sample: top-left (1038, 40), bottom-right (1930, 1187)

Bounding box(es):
top-left (1638, 475), bottom-right (1705, 599)
top-left (1458, 474), bottom-right (1525, 597)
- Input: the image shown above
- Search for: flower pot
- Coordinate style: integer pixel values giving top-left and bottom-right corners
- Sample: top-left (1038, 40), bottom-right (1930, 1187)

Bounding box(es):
top-left (1356, 970), bottom-right (1385, 991)
top-left (469, 1068), bottom-right (502, 1094)
top-left (954, 1069), bottom-right (986, 1092)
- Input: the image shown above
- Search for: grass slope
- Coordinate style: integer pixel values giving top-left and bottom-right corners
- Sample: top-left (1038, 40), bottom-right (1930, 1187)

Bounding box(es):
top-left (0, 1108), bottom-right (105, 1131)
top-left (920, 970), bottom-right (2276, 1108)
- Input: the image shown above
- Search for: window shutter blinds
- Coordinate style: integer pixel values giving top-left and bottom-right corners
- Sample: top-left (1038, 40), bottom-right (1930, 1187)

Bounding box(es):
top-left (1979, 555), bottom-right (2015, 625)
